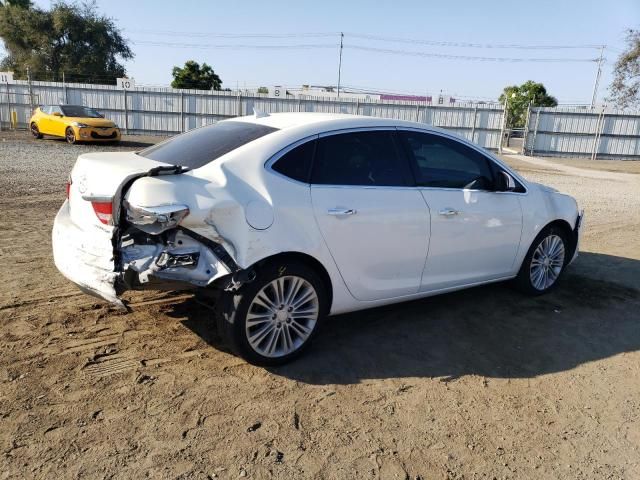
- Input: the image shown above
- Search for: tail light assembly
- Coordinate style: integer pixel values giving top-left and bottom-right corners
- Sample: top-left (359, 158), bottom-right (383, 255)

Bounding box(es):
top-left (125, 202), bottom-right (189, 234)
top-left (91, 200), bottom-right (114, 225)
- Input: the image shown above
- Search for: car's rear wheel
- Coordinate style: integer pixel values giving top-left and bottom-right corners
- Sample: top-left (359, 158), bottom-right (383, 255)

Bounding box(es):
top-left (30, 123), bottom-right (42, 139)
top-left (514, 225), bottom-right (569, 295)
top-left (65, 127), bottom-right (76, 144)
top-left (218, 261), bottom-right (328, 366)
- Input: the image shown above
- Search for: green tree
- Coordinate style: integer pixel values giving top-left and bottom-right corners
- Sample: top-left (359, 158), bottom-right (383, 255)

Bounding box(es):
top-left (0, 0), bottom-right (32, 8)
top-left (257, 86), bottom-right (268, 94)
top-left (0, 1), bottom-right (132, 83)
top-left (608, 29), bottom-right (640, 109)
top-left (499, 80), bottom-right (558, 128)
top-left (171, 60), bottom-right (222, 90)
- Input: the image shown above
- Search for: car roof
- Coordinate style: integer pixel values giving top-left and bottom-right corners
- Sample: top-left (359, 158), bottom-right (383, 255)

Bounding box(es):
top-left (226, 112), bottom-right (438, 132)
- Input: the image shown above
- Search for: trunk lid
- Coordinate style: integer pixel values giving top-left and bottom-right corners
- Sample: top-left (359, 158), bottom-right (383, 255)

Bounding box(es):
top-left (69, 151), bottom-right (171, 228)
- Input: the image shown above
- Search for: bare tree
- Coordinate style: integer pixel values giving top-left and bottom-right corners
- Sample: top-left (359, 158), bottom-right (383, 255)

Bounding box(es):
top-left (608, 29), bottom-right (640, 109)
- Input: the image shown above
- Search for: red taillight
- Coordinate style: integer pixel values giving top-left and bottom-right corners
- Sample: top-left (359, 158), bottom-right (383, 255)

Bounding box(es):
top-left (91, 201), bottom-right (113, 225)
top-left (66, 177), bottom-right (72, 199)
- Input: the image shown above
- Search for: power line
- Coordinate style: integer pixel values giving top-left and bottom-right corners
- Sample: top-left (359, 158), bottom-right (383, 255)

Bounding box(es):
top-left (127, 29), bottom-right (604, 51)
top-left (127, 30), bottom-right (339, 39)
top-left (345, 32), bottom-right (603, 50)
top-left (347, 45), bottom-right (599, 63)
top-left (132, 40), bottom-right (337, 50)
top-left (131, 39), bottom-right (598, 63)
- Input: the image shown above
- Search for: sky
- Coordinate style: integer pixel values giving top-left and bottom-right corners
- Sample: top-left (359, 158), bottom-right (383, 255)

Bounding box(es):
top-left (29, 0), bottom-right (640, 103)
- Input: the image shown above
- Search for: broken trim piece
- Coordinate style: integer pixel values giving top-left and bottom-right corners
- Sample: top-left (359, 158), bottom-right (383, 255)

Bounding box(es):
top-left (177, 226), bottom-right (240, 273)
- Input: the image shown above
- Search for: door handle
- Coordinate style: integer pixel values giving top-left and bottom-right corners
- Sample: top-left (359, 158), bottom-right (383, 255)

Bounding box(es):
top-left (438, 208), bottom-right (459, 216)
top-left (327, 208), bottom-right (357, 216)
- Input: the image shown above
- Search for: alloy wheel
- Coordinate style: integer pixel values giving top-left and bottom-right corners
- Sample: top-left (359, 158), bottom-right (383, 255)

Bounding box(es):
top-left (245, 275), bottom-right (319, 358)
top-left (529, 234), bottom-right (565, 290)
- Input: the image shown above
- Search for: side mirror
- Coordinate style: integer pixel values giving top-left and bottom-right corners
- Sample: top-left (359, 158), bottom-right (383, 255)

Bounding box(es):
top-left (495, 171), bottom-right (516, 192)
top-left (52, 112), bottom-right (63, 117)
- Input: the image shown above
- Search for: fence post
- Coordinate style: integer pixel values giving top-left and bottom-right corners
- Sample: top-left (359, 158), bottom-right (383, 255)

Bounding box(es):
top-left (6, 82), bottom-right (12, 130)
top-left (471, 105), bottom-right (478, 144)
top-left (530, 109), bottom-right (541, 157)
top-left (522, 104), bottom-right (531, 155)
top-left (123, 88), bottom-right (129, 134)
top-left (591, 106), bottom-right (605, 161)
top-left (27, 66), bottom-right (34, 109)
top-left (180, 90), bottom-right (184, 133)
top-left (498, 101), bottom-right (507, 153)
top-left (415, 104), bottom-right (420, 122)
top-left (62, 72), bottom-right (68, 104)
top-left (355, 99), bottom-right (360, 116)
top-left (0, 83), bottom-right (3, 131)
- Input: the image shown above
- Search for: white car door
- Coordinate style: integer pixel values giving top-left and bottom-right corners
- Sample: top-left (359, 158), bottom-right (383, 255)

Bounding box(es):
top-left (310, 129), bottom-right (430, 301)
top-left (397, 130), bottom-right (523, 291)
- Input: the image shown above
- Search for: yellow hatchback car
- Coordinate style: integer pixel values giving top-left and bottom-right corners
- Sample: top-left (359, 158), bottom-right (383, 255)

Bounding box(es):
top-left (30, 105), bottom-right (121, 144)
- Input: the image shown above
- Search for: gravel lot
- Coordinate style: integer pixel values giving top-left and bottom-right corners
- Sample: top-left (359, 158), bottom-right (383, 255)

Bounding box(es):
top-left (1, 131), bottom-right (639, 479)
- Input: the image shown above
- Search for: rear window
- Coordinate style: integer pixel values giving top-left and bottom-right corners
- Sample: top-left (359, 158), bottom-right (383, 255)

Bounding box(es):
top-left (138, 121), bottom-right (279, 169)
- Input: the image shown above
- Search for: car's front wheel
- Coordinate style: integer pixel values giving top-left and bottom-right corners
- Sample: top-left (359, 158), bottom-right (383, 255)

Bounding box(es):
top-left (515, 225), bottom-right (569, 295)
top-left (65, 127), bottom-right (77, 144)
top-left (218, 261), bottom-right (328, 366)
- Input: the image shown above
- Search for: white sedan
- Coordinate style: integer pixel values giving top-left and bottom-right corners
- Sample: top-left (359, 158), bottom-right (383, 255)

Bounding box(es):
top-left (53, 113), bottom-right (583, 365)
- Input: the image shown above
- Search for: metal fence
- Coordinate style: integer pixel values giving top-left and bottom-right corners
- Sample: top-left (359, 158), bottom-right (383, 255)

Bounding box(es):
top-left (0, 79), bottom-right (505, 149)
top-left (524, 107), bottom-right (640, 160)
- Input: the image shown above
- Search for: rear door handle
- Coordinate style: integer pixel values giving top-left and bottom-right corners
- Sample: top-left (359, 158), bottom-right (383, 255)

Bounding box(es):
top-left (438, 208), bottom-right (459, 216)
top-left (327, 208), bottom-right (357, 216)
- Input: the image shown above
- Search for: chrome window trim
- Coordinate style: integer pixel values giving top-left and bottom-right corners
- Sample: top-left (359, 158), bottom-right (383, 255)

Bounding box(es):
top-left (396, 126), bottom-right (529, 196)
top-left (317, 126), bottom-right (397, 138)
top-left (265, 125), bottom-right (528, 195)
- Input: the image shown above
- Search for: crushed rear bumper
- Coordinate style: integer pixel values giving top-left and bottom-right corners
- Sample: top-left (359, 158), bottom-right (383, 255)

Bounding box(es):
top-left (51, 200), bottom-right (124, 308)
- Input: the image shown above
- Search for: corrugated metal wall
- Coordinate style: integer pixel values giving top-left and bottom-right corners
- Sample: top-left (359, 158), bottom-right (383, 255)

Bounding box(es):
top-left (524, 107), bottom-right (640, 160)
top-left (0, 80), bottom-right (504, 149)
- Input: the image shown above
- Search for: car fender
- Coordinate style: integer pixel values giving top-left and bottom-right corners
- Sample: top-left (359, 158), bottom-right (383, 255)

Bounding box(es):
top-left (514, 182), bottom-right (580, 272)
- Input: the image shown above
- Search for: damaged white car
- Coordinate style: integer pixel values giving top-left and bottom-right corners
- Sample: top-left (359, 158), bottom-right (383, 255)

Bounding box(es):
top-left (53, 113), bottom-right (582, 365)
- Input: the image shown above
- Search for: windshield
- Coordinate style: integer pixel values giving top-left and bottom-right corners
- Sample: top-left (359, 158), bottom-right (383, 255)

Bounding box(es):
top-left (138, 121), bottom-right (279, 169)
top-left (60, 106), bottom-right (104, 118)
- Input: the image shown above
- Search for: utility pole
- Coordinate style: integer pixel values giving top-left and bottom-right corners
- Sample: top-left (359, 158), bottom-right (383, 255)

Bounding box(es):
top-left (337, 32), bottom-right (344, 98)
top-left (590, 45), bottom-right (605, 109)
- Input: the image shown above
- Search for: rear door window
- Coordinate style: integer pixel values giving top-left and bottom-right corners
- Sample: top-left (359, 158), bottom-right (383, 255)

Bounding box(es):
top-left (311, 130), bottom-right (407, 186)
top-left (398, 131), bottom-right (495, 190)
top-left (138, 121), bottom-right (279, 169)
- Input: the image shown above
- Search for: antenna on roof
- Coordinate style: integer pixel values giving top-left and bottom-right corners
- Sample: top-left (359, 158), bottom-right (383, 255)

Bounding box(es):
top-left (253, 108), bottom-right (270, 119)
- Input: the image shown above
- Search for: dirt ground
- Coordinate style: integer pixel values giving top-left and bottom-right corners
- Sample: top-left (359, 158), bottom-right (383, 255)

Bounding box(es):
top-left (1, 132), bottom-right (639, 480)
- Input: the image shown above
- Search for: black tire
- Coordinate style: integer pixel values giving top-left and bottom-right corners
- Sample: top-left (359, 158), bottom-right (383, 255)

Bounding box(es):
top-left (30, 123), bottom-right (42, 139)
top-left (65, 127), bottom-right (76, 144)
top-left (218, 261), bottom-right (329, 366)
top-left (514, 225), bottom-right (570, 295)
